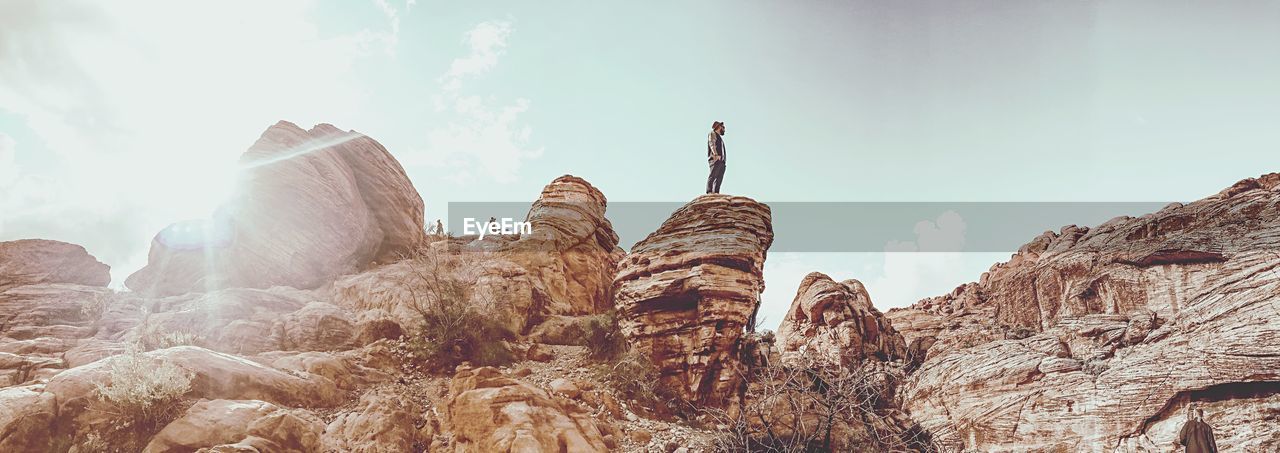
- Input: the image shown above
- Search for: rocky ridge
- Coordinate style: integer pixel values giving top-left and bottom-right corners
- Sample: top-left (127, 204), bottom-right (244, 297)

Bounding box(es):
top-left (887, 173), bottom-right (1280, 451)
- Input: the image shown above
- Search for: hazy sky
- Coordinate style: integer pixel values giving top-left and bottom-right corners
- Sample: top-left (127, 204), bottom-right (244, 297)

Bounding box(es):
top-left (3, 1), bottom-right (1279, 328)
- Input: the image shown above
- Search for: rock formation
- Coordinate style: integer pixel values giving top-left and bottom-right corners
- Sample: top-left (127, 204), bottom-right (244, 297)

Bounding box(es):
top-left (0, 239), bottom-right (110, 292)
top-left (447, 366), bottom-right (612, 452)
top-left (613, 194), bottom-right (774, 407)
top-left (889, 173), bottom-right (1280, 451)
top-left (332, 175), bottom-right (622, 335)
top-left (125, 121), bottom-right (426, 297)
top-left (499, 175), bottom-right (625, 315)
top-left (775, 272), bottom-right (908, 368)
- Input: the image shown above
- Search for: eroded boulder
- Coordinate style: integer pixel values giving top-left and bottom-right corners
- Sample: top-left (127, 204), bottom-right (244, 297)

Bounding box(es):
top-left (125, 121), bottom-right (426, 297)
top-left (775, 272), bottom-right (907, 368)
top-left (613, 194), bottom-right (773, 407)
top-left (447, 366), bottom-right (610, 452)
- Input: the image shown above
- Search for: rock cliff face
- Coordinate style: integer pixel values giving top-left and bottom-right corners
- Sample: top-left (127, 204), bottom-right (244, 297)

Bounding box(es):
top-left (125, 121), bottom-right (426, 297)
top-left (889, 173), bottom-right (1280, 452)
top-left (0, 239), bottom-right (110, 292)
top-left (613, 194), bottom-right (773, 407)
top-left (775, 272), bottom-right (907, 368)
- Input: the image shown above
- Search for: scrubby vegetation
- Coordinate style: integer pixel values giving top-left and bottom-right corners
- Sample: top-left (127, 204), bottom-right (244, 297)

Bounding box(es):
top-left (594, 350), bottom-right (679, 416)
top-left (705, 353), bottom-right (940, 452)
top-left (90, 353), bottom-right (193, 451)
top-left (401, 249), bottom-right (517, 369)
top-left (132, 307), bottom-right (206, 351)
top-left (583, 310), bottom-right (627, 361)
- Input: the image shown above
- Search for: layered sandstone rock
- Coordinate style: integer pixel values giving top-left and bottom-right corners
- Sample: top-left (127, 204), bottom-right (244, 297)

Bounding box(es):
top-left (0, 239), bottom-right (110, 291)
top-left (499, 175), bottom-right (625, 315)
top-left (332, 175), bottom-right (622, 334)
top-left (892, 173), bottom-right (1280, 451)
top-left (126, 121), bottom-right (426, 297)
top-left (447, 366), bottom-right (611, 452)
top-left (613, 194), bottom-right (773, 406)
top-left (322, 390), bottom-right (422, 453)
top-left (775, 272), bottom-right (907, 367)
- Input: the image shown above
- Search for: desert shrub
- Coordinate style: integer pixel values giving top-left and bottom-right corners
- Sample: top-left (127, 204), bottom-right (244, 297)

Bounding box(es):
top-left (138, 330), bottom-right (205, 351)
top-left (595, 350), bottom-right (679, 415)
top-left (584, 311), bottom-right (626, 361)
top-left (93, 353), bottom-right (192, 446)
top-left (401, 250), bottom-right (516, 369)
top-left (705, 354), bottom-right (942, 452)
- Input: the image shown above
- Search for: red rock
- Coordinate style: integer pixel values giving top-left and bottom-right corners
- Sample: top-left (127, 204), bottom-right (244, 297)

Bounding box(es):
top-left (892, 173), bottom-right (1280, 451)
top-left (775, 272), bottom-right (907, 368)
top-left (613, 194), bottom-right (773, 407)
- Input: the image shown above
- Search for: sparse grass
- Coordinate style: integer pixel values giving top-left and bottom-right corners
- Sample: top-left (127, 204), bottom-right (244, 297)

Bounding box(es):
top-left (91, 352), bottom-right (192, 450)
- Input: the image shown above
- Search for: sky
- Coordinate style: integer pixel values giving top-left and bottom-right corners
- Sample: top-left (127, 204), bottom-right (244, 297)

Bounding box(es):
top-left (2, 1), bottom-right (1279, 329)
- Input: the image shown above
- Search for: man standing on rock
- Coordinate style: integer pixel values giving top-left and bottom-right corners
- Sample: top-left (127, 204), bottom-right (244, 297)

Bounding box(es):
top-left (706, 121), bottom-right (727, 194)
top-left (1176, 407), bottom-right (1218, 453)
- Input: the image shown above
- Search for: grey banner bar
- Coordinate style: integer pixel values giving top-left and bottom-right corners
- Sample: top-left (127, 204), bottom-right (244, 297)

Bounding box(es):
top-left (447, 202), bottom-right (1177, 252)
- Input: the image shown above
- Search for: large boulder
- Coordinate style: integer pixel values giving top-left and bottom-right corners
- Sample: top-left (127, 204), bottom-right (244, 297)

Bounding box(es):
top-left (892, 173), bottom-right (1280, 451)
top-left (613, 194), bottom-right (773, 407)
top-left (322, 390), bottom-right (420, 452)
top-left (0, 239), bottom-right (110, 292)
top-left (144, 399), bottom-right (325, 453)
top-left (447, 366), bottom-right (611, 452)
top-left (0, 384), bottom-right (58, 451)
top-left (43, 346), bottom-right (344, 440)
top-left (775, 272), bottom-right (908, 368)
top-left (125, 121), bottom-right (426, 297)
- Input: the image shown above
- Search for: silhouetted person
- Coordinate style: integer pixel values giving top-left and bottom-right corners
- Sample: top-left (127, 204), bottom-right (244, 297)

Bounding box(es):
top-left (435, 219), bottom-right (445, 236)
top-left (1177, 407), bottom-right (1218, 453)
top-left (706, 121), bottom-right (726, 194)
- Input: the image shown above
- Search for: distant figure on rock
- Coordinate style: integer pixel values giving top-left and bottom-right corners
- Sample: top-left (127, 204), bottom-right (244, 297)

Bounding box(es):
top-left (1176, 407), bottom-right (1218, 453)
top-left (706, 121), bottom-right (727, 194)
top-left (435, 219), bottom-right (445, 236)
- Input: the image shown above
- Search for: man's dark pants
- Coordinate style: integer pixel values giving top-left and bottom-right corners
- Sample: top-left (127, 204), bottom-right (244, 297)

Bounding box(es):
top-left (706, 160), bottom-right (725, 194)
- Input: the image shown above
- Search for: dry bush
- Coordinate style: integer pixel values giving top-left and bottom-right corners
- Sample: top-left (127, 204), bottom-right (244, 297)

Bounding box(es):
top-left (92, 353), bottom-right (192, 449)
top-left (706, 353), bottom-right (941, 452)
top-left (400, 249), bottom-right (516, 369)
top-left (132, 309), bottom-right (206, 351)
top-left (584, 311), bottom-right (626, 361)
top-left (594, 350), bottom-right (679, 416)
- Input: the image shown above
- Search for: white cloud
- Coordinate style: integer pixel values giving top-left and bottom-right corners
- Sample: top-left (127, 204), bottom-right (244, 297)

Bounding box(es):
top-left (437, 21), bottom-right (514, 93)
top-left (421, 20), bottom-right (542, 184)
top-left (0, 0), bottom-right (401, 284)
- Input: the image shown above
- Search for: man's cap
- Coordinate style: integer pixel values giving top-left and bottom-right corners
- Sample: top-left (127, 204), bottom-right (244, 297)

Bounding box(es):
top-left (712, 121), bottom-right (724, 129)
